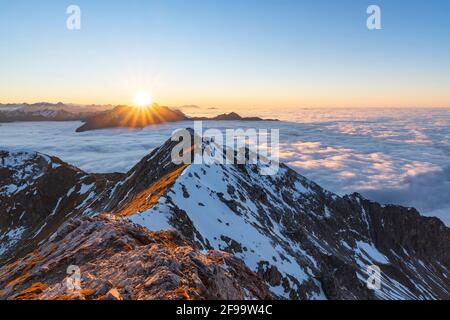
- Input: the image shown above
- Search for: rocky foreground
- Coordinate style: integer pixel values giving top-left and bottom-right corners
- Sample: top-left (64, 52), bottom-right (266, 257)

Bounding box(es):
top-left (0, 215), bottom-right (270, 300)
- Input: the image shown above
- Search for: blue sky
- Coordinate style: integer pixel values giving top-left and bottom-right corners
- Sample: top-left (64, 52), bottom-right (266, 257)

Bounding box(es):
top-left (0, 0), bottom-right (449, 108)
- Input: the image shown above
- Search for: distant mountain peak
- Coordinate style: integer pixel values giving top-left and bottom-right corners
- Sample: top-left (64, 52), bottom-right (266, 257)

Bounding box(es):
top-left (75, 105), bottom-right (189, 132)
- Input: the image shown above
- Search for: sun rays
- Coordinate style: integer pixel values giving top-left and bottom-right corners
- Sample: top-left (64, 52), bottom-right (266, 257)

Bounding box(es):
top-left (114, 99), bottom-right (175, 129)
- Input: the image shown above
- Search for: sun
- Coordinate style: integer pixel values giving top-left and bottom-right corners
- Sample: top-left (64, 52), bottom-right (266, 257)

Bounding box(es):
top-left (133, 91), bottom-right (153, 108)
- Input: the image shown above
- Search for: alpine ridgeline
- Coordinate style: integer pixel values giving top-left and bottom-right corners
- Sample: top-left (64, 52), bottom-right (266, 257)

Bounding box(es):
top-left (1, 131), bottom-right (449, 300)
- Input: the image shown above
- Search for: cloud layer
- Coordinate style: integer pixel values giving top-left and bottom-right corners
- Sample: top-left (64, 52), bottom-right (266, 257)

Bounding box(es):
top-left (1, 108), bottom-right (449, 225)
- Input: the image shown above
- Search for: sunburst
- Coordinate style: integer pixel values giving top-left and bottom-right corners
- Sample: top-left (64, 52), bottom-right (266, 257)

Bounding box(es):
top-left (133, 91), bottom-right (153, 108)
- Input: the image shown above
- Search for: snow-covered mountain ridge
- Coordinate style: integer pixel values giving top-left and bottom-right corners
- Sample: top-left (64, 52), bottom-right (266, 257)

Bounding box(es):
top-left (0, 133), bottom-right (449, 300)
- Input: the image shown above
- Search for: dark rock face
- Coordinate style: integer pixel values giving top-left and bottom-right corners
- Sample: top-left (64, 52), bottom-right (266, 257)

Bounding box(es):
top-left (318, 254), bottom-right (373, 300)
top-left (75, 105), bottom-right (188, 132)
top-left (0, 151), bottom-right (122, 264)
top-left (0, 215), bottom-right (271, 300)
top-left (257, 262), bottom-right (283, 287)
top-left (1, 133), bottom-right (449, 300)
top-left (102, 136), bottom-right (190, 216)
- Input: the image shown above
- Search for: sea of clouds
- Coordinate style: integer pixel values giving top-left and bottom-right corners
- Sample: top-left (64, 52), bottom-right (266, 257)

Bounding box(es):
top-left (1, 108), bottom-right (449, 225)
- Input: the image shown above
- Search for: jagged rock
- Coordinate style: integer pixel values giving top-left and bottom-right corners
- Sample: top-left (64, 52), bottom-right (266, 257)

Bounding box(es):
top-left (257, 262), bottom-right (283, 287)
top-left (318, 255), bottom-right (374, 300)
top-left (0, 215), bottom-right (271, 300)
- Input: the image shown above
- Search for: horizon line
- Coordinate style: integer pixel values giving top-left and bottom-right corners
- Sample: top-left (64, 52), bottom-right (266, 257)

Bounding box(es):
top-left (1, 101), bottom-right (450, 110)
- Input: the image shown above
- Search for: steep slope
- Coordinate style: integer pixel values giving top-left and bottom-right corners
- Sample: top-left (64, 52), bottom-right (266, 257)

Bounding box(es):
top-left (0, 151), bottom-right (122, 263)
top-left (0, 215), bottom-right (270, 300)
top-left (103, 136), bottom-right (191, 217)
top-left (1, 133), bottom-right (449, 300)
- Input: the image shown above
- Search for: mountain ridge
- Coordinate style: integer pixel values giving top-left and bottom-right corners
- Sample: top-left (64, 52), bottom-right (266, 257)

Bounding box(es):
top-left (0, 103), bottom-right (279, 132)
top-left (0, 132), bottom-right (449, 300)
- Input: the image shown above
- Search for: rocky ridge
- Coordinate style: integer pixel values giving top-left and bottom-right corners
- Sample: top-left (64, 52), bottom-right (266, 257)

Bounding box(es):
top-left (0, 215), bottom-right (270, 300)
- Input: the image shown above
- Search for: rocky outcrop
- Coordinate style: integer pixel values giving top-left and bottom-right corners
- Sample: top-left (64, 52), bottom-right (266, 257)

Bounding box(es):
top-left (0, 215), bottom-right (271, 300)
